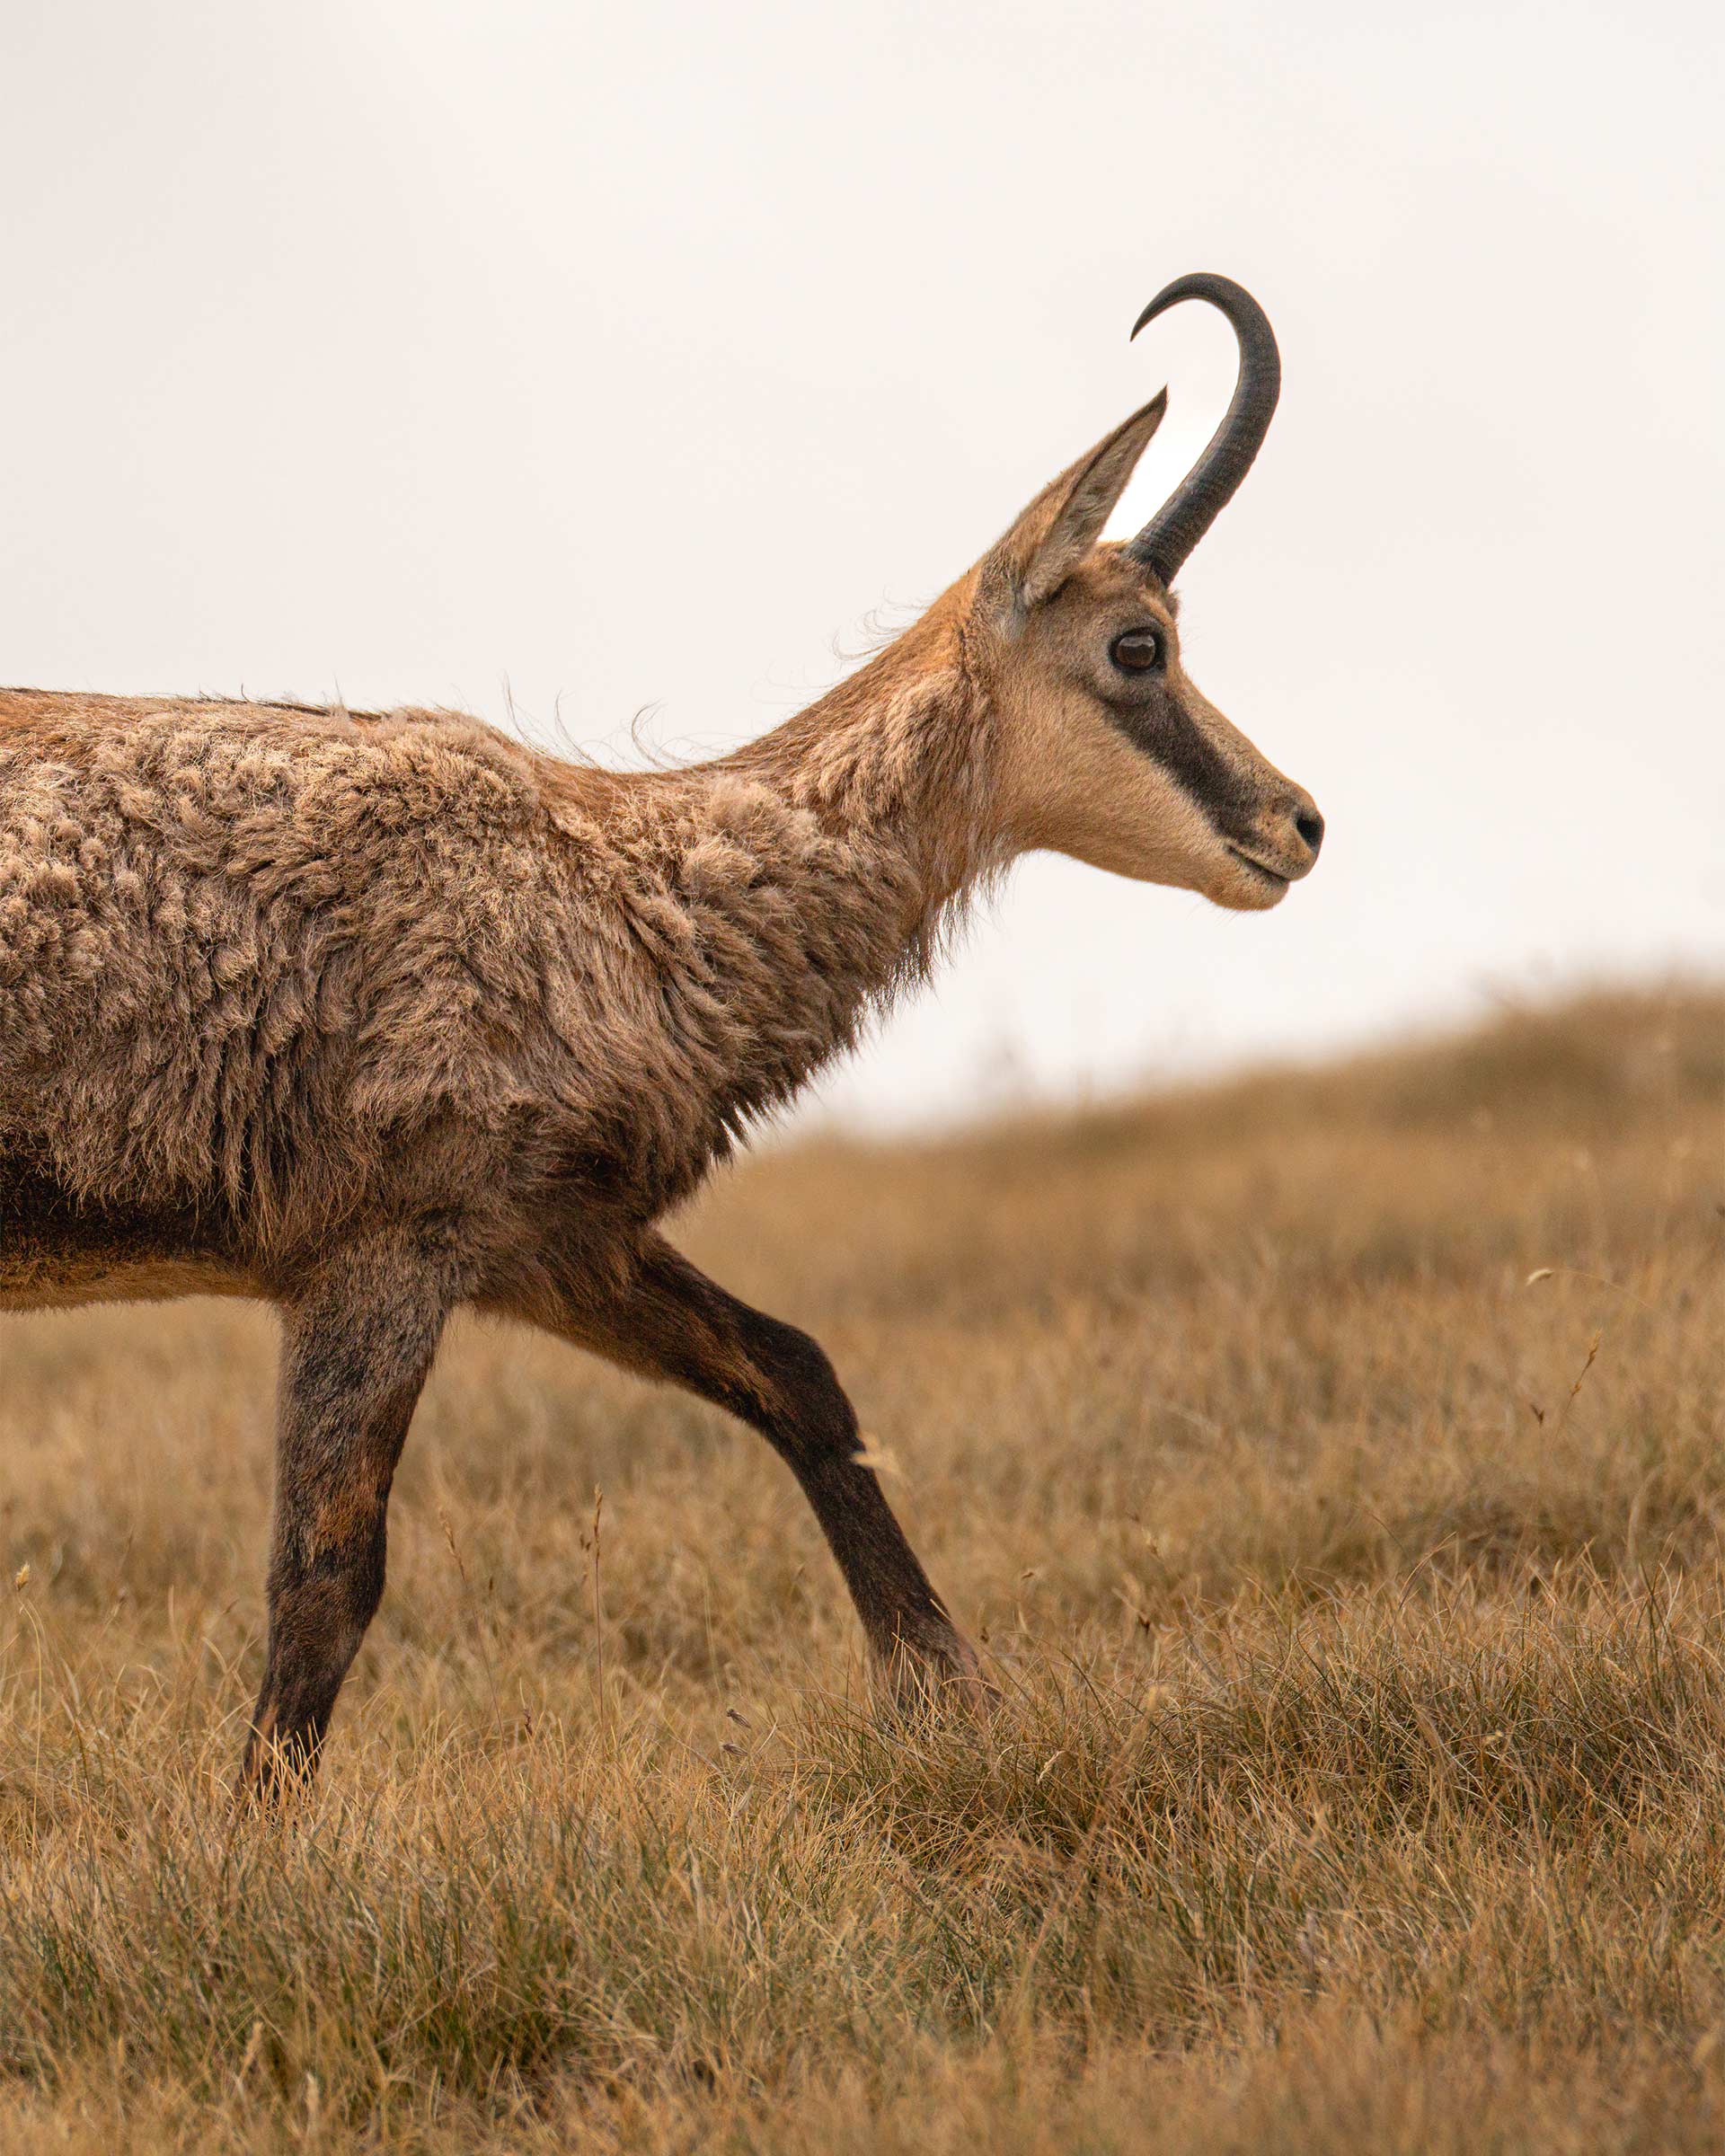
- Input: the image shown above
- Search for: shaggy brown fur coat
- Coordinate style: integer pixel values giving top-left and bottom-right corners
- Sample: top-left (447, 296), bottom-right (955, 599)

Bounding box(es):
top-left (0, 604), bottom-right (986, 1294)
top-left (0, 597), bottom-right (999, 1781)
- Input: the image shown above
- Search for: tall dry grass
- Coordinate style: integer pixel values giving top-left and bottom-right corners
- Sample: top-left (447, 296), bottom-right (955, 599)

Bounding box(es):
top-left (0, 984), bottom-right (1720, 2152)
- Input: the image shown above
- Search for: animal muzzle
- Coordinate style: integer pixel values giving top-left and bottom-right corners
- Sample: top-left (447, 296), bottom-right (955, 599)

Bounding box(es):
top-left (1224, 788), bottom-right (1324, 888)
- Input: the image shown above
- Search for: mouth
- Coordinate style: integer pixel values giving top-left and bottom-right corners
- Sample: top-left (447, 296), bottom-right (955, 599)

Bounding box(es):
top-left (1224, 843), bottom-right (1290, 892)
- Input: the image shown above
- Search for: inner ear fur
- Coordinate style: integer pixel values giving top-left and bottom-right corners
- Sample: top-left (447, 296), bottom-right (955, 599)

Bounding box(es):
top-left (983, 391), bottom-right (1167, 611)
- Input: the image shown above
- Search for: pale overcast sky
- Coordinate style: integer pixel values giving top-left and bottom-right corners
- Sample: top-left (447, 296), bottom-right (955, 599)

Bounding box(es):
top-left (3, 0), bottom-right (1720, 1125)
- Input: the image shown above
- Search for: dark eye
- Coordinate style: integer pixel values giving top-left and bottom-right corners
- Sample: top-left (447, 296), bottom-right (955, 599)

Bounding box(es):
top-left (1110, 628), bottom-right (1163, 674)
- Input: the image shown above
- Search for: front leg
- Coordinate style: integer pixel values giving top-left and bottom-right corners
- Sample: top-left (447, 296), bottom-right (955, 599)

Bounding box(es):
top-left (241, 1233), bottom-right (456, 1797)
top-left (513, 1234), bottom-right (986, 1707)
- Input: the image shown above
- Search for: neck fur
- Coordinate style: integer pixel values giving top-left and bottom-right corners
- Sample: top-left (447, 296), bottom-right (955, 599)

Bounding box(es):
top-left (719, 590), bottom-right (999, 945)
top-left (584, 594), bottom-right (1004, 1176)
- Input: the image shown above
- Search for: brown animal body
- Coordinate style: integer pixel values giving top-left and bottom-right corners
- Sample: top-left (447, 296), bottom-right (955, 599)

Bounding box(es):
top-left (0, 275), bottom-right (1324, 1788)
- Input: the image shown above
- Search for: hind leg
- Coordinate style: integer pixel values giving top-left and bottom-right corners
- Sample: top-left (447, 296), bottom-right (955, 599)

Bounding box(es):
top-left (509, 1232), bottom-right (987, 1709)
top-left (240, 1235), bottom-right (456, 1797)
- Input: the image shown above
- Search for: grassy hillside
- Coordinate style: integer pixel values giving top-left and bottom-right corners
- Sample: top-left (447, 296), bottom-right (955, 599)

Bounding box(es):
top-left (0, 984), bottom-right (1720, 2152)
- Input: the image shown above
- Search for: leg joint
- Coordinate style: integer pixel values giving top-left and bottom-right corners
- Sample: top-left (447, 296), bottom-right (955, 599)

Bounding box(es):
top-left (736, 1312), bottom-right (859, 1464)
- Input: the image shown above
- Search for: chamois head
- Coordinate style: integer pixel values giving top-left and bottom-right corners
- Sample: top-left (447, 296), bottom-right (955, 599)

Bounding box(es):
top-left (969, 273), bottom-right (1322, 911)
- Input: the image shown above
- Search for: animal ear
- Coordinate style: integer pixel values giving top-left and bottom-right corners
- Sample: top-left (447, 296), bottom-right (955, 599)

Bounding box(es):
top-left (982, 391), bottom-right (1168, 610)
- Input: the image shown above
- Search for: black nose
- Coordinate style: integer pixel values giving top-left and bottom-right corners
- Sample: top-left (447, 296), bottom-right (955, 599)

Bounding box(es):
top-left (1295, 805), bottom-right (1325, 856)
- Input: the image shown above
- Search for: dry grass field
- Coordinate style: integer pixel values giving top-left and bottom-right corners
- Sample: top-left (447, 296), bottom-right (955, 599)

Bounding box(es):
top-left (0, 984), bottom-right (1720, 2152)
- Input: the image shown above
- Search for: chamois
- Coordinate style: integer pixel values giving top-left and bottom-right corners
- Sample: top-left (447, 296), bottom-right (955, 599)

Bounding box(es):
top-left (0, 273), bottom-right (1323, 1789)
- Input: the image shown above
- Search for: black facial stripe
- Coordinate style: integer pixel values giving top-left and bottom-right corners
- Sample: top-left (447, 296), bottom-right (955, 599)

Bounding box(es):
top-left (1106, 696), bottom-right (1260, 846)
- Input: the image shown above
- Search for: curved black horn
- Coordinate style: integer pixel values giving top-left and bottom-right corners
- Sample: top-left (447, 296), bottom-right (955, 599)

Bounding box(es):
top-left (1127, 272), bottom-right (1280, 585)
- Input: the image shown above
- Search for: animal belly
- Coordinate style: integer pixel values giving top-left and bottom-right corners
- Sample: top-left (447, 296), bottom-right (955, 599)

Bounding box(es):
top-left (0, 1157), bottom-right (248, 1312)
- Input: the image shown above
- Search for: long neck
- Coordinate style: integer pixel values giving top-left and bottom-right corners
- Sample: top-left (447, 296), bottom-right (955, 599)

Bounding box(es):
top-left (716, 588), bottom-right (999, 957)
top-left (597, 590), bottom-right (1004, 1174)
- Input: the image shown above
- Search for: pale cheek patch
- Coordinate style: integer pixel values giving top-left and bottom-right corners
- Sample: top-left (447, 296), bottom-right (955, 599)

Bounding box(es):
top-left (1027, 725), bottom-right (1234, 888)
